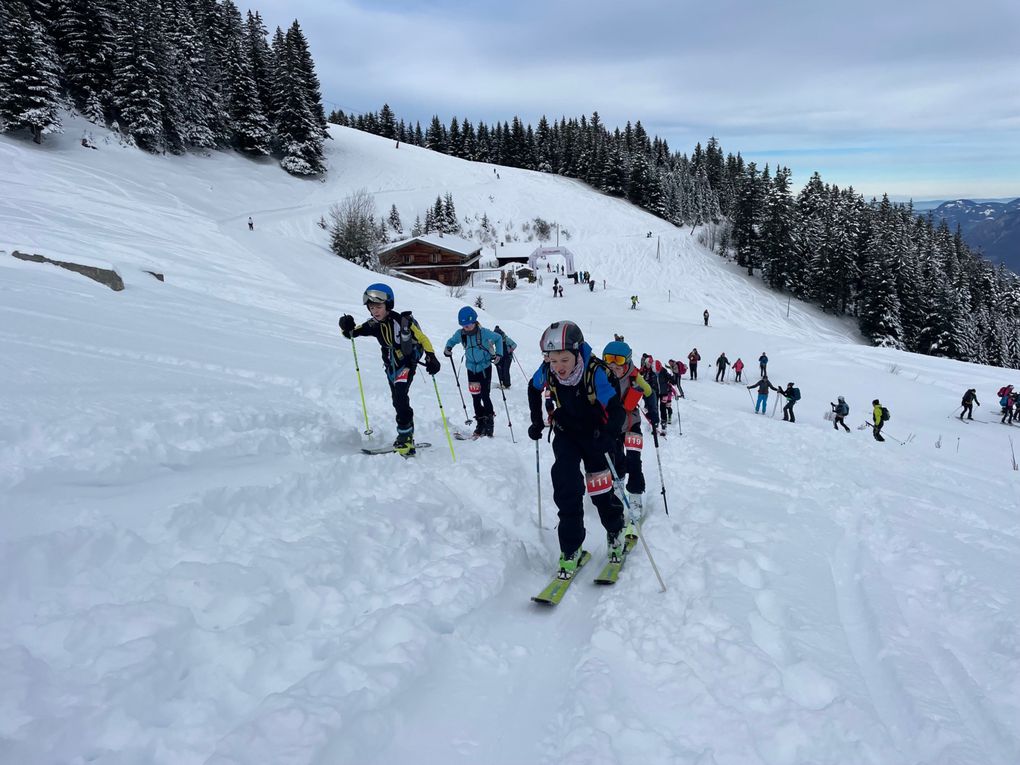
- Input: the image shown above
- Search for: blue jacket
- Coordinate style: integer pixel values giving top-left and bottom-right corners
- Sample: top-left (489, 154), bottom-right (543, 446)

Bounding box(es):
top-left (446, 326), bottom-right (503, 372)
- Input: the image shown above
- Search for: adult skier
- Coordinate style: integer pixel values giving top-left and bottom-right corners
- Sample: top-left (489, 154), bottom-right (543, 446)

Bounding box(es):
top-left (960, 388), bottom-right (979, 420)
top-left (758, 352), bottom-right (769, 377)
top-left (602, 339), bottom-right (657, 536)
top-left (493, 325), bottom-right (517, 389)
top-left (872, 399), bottom-right (888, 441)
top-left (339, 283), bottom-right (441, 455)
top-left (777, 381), bottom-right (801, 422)
top-left (703, 308), bottom-right (710, 326)
top-left (668, 359), bottom-right (687, 397)
top-left (687, 347), bottom-right (701, 380)
top-left (630, 295), bottom-right (639, 310)
top-left (528, 322), bottom-right (627, 578)
top-left (747, 375), bottom-right (777, 415)
top-left (830, 396), bottom-right (850, 432)
top-left (733, 357), bottom-right (744, 382)
top-left (715, 352), bottom-right (729, 382)
top-left (444, 307), bottom-right (503, 438)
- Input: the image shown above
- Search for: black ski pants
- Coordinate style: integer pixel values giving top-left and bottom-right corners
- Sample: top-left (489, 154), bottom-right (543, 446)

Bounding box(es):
top-left (715, 365), bottom-right (726, 382)
top-left (387, 365), bottom-right (416, 432)
top-left (496, 355), bottom-right (513, 388)
top-left (734, 369), bottom-right (742, 382)
top-left (960, 402), bottom-right (974, 419)
top-left (467, 366), bottom-right (495, 420)
top-left (611, 424), bottom-right (647, 496)
top-left (873, 422), bottom-right (885, 441)
top-left (834, 415), bottom-right (850, 432)
top-left (783, 401), bottom-right (796, 422)
top-left (689, 363), bottom-right (698, 380)
top-left (551, 433), bottom-right (625, 556)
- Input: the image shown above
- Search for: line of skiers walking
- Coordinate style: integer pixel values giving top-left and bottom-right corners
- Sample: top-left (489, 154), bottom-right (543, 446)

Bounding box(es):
top-left (964, 385), bottom-right (1020, 424)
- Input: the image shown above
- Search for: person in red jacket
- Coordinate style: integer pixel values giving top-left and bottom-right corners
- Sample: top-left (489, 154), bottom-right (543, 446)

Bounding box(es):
top-left (687, 348), bottom-right (701, 380)
top-left (733, 357), bottom-right (744, 382)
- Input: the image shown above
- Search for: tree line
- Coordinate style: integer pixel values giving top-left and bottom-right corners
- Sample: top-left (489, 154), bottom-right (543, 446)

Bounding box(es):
top-left (0, 0), bottom-right (328, 175)
top-left (339, 104), bottom-right (1020, 369)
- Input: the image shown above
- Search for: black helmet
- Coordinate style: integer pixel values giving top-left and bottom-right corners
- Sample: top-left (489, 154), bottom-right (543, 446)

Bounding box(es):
top-left (539, 321), bottom-right (583, 353)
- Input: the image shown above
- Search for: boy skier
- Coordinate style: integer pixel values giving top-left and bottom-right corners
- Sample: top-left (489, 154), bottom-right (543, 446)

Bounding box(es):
top-left (444, 307), bottom-right (503, 438)
top-left (528, 322), bottom-right (627, 578)
top-left (830, 396), bottom-right (850, 432)
top-left (339, 283), bottom-right (441, 455)
top-left (602, 340), bottom-right (657, 537)
top-left (493, 325), bottom-right (517, 389)
top-left (747, 375), bottom-right (777, 414)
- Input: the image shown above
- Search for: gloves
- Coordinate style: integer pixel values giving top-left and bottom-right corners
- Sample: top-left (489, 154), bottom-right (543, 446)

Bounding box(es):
top-left (492, 355), bottom-right (502, 366)
top-left (528, 422), bottom-right (545, 441)
top-left (424, 352), bottom-right (441, 376)
top-left (443, 347), bottom-right (453, 358)
top-left (338, 314), bottom-right (355, 338)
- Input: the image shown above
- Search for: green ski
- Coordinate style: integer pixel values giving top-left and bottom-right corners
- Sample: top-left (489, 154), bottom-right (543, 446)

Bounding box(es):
top-left (593, 534), bottom-right (638, 585)
top-left (531, 551), bottom-right (593, 605)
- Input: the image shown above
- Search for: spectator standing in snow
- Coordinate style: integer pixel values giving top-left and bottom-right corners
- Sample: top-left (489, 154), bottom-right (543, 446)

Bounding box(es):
top-left (715, 352), bottom-right (729, 382)
top-left (248, 216), bottom-right (254, 231)
top-left (747, 376), bottom-right (777, 414)
top-left (960, 388), bottom-right (979, 420)
top-left (758, 352), bottom-right (768, 377)
top-left (703, 309), bottom-right (709, 326)
top-left (687, 348), bottom-right (701, 380)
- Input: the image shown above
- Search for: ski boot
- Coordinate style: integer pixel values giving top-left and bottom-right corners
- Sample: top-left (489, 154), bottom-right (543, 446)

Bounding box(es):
top-left (557, 548), bottom-right (583, 580)
top-left (607, 530), bottom-right (624, 563)
top-left (484, 415), bottom-right (495, 438)
top-left (393, 428), bottom-right (416, 457)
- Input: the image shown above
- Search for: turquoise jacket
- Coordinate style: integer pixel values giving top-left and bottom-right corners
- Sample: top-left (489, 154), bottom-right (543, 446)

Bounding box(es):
top-left (445, 326), bottom-right (504, 372)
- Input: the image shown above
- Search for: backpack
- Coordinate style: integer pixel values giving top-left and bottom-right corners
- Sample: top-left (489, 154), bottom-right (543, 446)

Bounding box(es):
top-left (1001, 395), bottom-right (1011, 407)
top-left (791, 387), bottom-right (801, 401)
top-left (836, 402), bottom-right (849, 416)
top-left (998, 386), bottom-right (1011, 398)
top-left (677, 361), bottom-right (687, 375)
top-left (881, 406), bottom-right (890, 423)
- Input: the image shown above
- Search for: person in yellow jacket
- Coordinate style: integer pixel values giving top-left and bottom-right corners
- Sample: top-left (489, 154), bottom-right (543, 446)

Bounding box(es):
top-left (602, 340), bottom-right (657, 536)
top-left (872, 399), bottom-right (887, 442)
top-left (339, 283), bottom-right (441, 455)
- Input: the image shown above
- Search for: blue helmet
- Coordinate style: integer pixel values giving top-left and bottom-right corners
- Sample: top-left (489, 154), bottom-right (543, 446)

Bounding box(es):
top-left (602, 339), bottom-right (632, 366)
top-left (363, 283), bottom-right (394, 310)
top-left (458, 306), bottom-right (478, 327)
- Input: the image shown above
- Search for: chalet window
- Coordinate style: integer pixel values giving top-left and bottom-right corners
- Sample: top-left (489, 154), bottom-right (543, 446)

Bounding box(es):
top-left (404, 254), bottom-right (412, 264)
top-left (430, 253), bottom-right (440, 264)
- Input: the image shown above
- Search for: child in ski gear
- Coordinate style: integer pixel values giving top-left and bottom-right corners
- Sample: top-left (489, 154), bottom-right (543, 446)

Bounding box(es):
top-left (733, 358), bottom-right (744, 382)
top-left (777, 382), bottom-right (801, 422)
top-left (669, 359), bottom-right (687, 396)
top-left (715, 352), bottom-right (729, 382)
top-left (831, 396), bottom-right (850, 431)
top-left (687, 348), bottom-right (701, 380)
top-left (655, 360), bottom-right (675, 431)
top-left (703, 309), bottom-right (710, 326)
top-left (603, 340), bottom-right (656, 536)
top-left (339, 283), bottom-right (440, 455)
top-left (747, 376), bottom-right (777, 414)
top-left (960, 388), bottom-right (979, 420)
top-left (872, 399), bottom-right (887, 441)
top-left (630, 295), bottom-right (639, 310)
top-left (493, 325), bottom-right (517, 389)
top-left (758, 352), bottom-right (768, 377)
top-left (529, 322), bottom-right (627, 578)
top-left (444, 307), bottom-right (503, 438)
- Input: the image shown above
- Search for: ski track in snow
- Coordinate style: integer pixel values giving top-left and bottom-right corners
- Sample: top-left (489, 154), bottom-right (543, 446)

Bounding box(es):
top-left (2, 119), bottom-right (1020, 765)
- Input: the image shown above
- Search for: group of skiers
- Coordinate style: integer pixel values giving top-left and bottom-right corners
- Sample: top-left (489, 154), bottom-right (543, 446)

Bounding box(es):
top-left (977, 385), bottom-right (1020, 424)
top-left (341, 281), bottom-right (904, 581)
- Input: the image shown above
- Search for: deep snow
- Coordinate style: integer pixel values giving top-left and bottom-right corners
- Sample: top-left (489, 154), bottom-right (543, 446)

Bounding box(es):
top-left (1, 119), bottom-right (1019, 765)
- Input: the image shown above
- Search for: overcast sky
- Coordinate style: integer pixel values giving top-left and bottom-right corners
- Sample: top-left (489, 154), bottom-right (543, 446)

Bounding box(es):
top-left (258, 0), bottom-right (1020, 201)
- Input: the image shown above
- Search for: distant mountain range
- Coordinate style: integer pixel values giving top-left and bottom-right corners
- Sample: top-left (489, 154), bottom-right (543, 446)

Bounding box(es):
top-left (918, 198), bottom-right (1020, 272)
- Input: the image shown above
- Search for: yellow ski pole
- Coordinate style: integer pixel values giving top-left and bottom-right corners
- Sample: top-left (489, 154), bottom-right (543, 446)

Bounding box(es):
top-left (351, 338), bottom-right (372, 435)
top-left (433, 376), bottom-right (456, 462)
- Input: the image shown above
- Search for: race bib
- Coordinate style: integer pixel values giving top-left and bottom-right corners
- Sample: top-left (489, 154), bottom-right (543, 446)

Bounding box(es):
top-left (585, 470), bottom-right (613, 496)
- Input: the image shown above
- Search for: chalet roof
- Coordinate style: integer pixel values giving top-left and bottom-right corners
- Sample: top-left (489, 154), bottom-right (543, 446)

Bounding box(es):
top-left (378, 233), bottom-right (482, 258)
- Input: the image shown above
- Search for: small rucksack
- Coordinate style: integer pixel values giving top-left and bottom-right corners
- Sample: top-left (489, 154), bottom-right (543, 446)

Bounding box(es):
top-left (881, 406), bottom-right (891, 423)
top-left (836, 402), bottom-right (849, 416)
top-left (998, 386), bottom-right (1010, 398)
top-left (791, 387), bottom-right (801, 401)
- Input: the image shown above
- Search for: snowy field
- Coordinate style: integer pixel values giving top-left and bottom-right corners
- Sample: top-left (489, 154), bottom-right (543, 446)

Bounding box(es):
top-left (2, 120), bottom-right (1019, 765)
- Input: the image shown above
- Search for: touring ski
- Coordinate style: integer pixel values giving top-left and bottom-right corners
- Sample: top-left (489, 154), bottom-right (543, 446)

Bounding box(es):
top-left (361, 442), bottom-right (432, 455)
top-left (531, 551), bottom-right (592, 605)
top-left (593, 534), bottom-right (639, 584)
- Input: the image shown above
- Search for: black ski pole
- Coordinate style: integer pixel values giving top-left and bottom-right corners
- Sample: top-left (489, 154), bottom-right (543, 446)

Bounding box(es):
top-left (496, 362), bottom-right (516, 442)
top-left (640, 410), bottom-right (670, 515)
top-left (448, 355), bottom-right (473, 425)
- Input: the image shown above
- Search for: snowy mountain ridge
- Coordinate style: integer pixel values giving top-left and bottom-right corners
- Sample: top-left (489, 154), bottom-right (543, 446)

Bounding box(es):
top-left (2, 117), bottom-right (1020, 765)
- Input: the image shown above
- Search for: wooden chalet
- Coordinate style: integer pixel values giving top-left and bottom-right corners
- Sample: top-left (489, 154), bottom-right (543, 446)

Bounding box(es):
top-left (377, 233), bottom-right (482, 286)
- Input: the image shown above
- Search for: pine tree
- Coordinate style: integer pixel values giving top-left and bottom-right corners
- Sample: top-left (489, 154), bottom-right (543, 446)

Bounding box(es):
top-left (0, 0), bottom-right (63, 143)
top-left (410, 214), bottom-right (423, 237)
top-left (378, 103), bottom-right (396, 139)
top-left (110, 0), bottom-right (164, 151)
top-left (271, 25), bottom-right (324, 174)
top-left (245, 11), bottom-right (274, 119)
top-left (858, 197), bottom-right (904, 348)
top-left (442, 192), bottom-right (459, 233)
top-left (52, 0), bottom-right (116, 123)
top-left (388, 204), bottom-right (402, 235)
top-left (220, 0), bottom-right (270, 154)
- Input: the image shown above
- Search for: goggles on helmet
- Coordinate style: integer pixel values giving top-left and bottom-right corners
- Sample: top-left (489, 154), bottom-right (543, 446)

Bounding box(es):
top-left (363, 289), bottom-right (390, 305)
top-left (603, 353), bottom-right (630, 366)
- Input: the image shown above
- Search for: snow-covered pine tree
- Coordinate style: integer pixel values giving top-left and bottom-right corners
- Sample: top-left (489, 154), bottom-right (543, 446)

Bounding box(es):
top-left (270, 25), bottom-right (324, 174)
top-left (110, 0), bottom-right (165, 151)
top-left (759, 166), bottom-right (798, 292)
top-left (410, 214), bottom-right (423, 237)
top-left (51, 0), bottom-right (116, 123)
top-left (245, 11), bottom-right (274, 120)
top-left (388, 204), bottom-right (402, 235)
top-left (858, 196), bottom-right (905, 348)
top-left (284, 20), bottom-right (327, 139)
top-left (441, 192), bottom-right (459, 234)
top-left (0, 0), bottom-right (63, 143)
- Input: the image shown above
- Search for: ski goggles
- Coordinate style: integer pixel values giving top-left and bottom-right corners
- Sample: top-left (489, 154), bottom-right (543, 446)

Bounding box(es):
top-left (603, 353), bottom-right (630, 366)
top-left (363, 289), bottom-right (390, 305)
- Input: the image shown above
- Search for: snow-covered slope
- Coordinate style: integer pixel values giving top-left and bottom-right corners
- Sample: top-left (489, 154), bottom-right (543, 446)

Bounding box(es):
top-left (2, 119), bottom-right (1019, 765)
